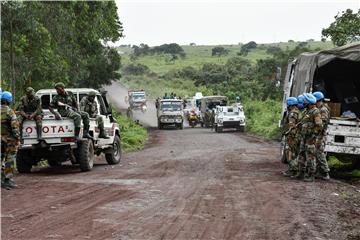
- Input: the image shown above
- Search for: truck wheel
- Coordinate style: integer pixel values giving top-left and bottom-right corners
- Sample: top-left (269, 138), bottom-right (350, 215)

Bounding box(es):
top-left (105, 135), bottom-right (122, 165)
top-left (76, 139), bottom-right (95, 172)
top-left (16, 150), bottom-right (33, 173)
top-left (158, 121), bottom-right (163, 130)
top-left (217, 127), bottom-right (223, 133)
top-left (239, 126), bottom-right (245, 132)
top-left (201, 122), bottom-right (204, 127)
top-left (180, 123), bottom-right (184, 130)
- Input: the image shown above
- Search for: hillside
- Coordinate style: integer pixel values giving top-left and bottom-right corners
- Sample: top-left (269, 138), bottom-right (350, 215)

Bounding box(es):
top-left (118, 41), bottom-right (334, 75)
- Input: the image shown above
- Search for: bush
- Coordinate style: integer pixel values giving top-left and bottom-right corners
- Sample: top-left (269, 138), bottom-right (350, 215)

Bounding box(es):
top-left (122, 63), bottom-right (150, 75)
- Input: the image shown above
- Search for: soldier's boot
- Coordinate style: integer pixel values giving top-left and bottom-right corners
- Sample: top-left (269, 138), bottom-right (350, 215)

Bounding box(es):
top-left (303, 173), bottom-right (315, 182)
top-left (83, 125), bottom-right (93, 140)
top-left (98, 128), bottom-right (109, 139)
top-left (282, 169), bottom-right (293, 177)
top-left (2, 178), bottom-right (17, 189)
top-left (295, 171), bottom-right (305, 180)
top-left (321, 172), bottom-right (330, 181)
top-left (74, 127), bottom-right (81, 141)
top-left (36, 124), bottom-right (44, 141)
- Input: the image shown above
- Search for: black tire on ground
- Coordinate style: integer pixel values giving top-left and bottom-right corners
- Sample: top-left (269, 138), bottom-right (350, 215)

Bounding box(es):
top-left (201, 122), bottom-right (204, 127)
top-left (238, 126), bottom-right (245, 132)
top-left (76, 139), bottom-right (95, 172)
top-left (158, 121), bottom-right (163, 130)
top-left (217, 127), bottom-right (223, 133)
top-left (16, 150), bottom-right (33, 173)
top-left (105, 135), bottom-right (122, 165)
top-left (180, 123), bottom-right (184, 130)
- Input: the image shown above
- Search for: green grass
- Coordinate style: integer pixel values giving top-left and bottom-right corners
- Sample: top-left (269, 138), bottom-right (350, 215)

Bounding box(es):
top-left (244, 99), bottom-right (282, 139)
top-left (118, 41), bottom-right (335, 75)
top-left (113, 110), bottom-right (148, 152)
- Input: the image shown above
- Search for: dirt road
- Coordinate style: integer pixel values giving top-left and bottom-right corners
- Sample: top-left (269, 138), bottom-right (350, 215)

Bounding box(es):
top-left (2, 127), bottom-right (360, 240)
top-left (104, 81), bottom-right (157, 128)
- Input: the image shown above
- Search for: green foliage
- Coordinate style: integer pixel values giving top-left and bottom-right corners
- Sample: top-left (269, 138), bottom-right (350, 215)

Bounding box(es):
top-left (239, 41), bottom-right (257, 56)
top-left (112, 109), bottom-right (148, 152)
top-left (243, 100), bottom-right (282, 139)
top-left (212, 46), bottom-right (229, 57)
top-left (322, 9), bottom-right (360, 46)
top-left (1, 1), bottom-right (122, 99)
top-left (123, 63), bottom-right (150, 76)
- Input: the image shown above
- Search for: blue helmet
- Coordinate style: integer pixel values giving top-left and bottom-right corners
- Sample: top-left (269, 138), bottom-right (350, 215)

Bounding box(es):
top-left (304, 93), bottom-right (316, 105)
top-left (1, 91), bottom-right (13, 104)
top-left (287, 97), bottom-right (298, 106)
top-left (297, 95), bottom-right (305, 109)
top-left (313, 91), bottom-right (324, 101)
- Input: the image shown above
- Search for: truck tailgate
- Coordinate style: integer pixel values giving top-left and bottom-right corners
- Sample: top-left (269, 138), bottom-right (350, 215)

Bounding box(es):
top-left (22, 118), bottom-right (75, 145)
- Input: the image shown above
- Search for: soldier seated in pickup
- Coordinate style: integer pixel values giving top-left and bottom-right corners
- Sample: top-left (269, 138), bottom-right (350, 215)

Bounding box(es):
top-left (49, 82), bottom-right (91, 140)
top-left (18, 87), bottom-right (43, 141)
top-left (80, 91), bottom-right (109, 139)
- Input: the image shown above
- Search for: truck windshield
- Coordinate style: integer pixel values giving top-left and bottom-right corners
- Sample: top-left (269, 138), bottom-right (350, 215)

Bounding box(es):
top-left (160, 102), bottom-right (182, 111)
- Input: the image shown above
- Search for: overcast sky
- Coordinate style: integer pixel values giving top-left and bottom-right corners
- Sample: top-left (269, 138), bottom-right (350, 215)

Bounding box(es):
top-left (115, 0), bottom-right (360, 46)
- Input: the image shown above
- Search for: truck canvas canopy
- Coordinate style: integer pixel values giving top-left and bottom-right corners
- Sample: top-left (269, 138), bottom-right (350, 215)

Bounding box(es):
top-left (286, 42), bottom-right (360, 117)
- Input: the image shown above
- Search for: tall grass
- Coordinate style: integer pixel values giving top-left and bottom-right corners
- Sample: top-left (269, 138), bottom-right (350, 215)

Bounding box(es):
top-left (244, 99), bottom-right (282, 139)
top-left (112, 110), bottom-right (148, 152)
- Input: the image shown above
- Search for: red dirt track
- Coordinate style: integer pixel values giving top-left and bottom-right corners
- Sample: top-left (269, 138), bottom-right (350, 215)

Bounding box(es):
top-left (2, 128), bottom-right (360, 240)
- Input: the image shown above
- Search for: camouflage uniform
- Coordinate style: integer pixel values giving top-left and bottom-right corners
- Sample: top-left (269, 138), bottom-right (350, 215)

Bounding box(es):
top-left (298, 106), bottom-right (322, 179)
top-left (80, 94), bottom-right (107, 138)
top-left (316, 103), bottom-right (330, 175)
top-left (283, 107), bottom-right (299, 173)
top-left (49, 90), bottom-right (90, 137)
top-left (1, 105), bottom-right (20, 183)
top-left (18, 88), bottom-right (43, 140)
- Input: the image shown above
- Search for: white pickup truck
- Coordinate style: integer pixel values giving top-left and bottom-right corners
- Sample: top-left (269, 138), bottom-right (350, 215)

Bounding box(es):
top-left (17, 88), bottom-right (122, 172)
top-left (214, 105), bottom-right (246, 133)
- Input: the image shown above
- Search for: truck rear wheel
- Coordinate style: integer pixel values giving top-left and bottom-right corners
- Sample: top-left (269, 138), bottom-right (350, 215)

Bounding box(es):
top-left (16, 150), bottom-right (33, 173)
top-left (76, 139), bottom-right (94, 172)
top-left (105, 135), bottom-right (122, 165)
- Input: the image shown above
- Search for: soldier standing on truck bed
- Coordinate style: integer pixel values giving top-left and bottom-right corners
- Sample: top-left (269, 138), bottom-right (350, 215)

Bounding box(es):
top-left (296, 93), bottom-right (322, 182)
top-left (80, 91), bottom-right (109, 139)
top-left (282, 97), bottom-right (299, 177)
top-left (313, 91), bottom-right (331, 180)
top-left (1, 91), bottom-right (20, 190)
top-left (18, 87), bottom-right (43, 141)
top-left (49, 82), bottom-right (91, 140)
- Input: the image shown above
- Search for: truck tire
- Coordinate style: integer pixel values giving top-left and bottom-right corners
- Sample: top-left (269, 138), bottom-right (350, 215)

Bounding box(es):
top-left (216, 127), bottom-right (223, 133)
top-left (105, 135), bottom-right (122, 165)
top-left (158, 121), bottom-right (163, 130)
top-left (16, 150), bottom-right (33, 173)
top-left (76, 139), bottom-right (95, 172)
top-left (238, 126), bottom-right (245, 132)
top-left (179, 123), bottom-right (184, 130)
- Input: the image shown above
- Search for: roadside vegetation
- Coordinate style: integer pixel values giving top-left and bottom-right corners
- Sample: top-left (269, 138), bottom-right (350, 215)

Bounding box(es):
top-left (112, 109), bottom-right (148, 152)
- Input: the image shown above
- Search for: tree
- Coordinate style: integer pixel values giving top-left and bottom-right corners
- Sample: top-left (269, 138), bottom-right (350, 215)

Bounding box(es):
top-left (211, 46), bottom-right (229, 57)
top-left (239, 41), bottom-right (257, 56)
top-left (1, 1), bottom-right (123, 97)
top-left (322, 9), bottom-right (360, 46)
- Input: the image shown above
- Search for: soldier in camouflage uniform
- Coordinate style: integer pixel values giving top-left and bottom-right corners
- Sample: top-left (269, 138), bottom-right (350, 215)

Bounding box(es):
top-left (48, 82), bottom-right (91, 140)
top-left (18, 87), bottom-right (43, 141)
top-left (297, 93), bottom-right (323, 182)
top-left (1, 91), bottom-right (20, 190)
top-left (313, 91), bottom-right (330, 180)
top-left (80, 91), bottom-right (109, 139)
top-left (282, 97), bottom-right (299, 177)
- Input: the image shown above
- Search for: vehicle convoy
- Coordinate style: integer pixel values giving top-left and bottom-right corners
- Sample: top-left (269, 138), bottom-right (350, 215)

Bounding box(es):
top-left (214, 105), bottom-right (246, 133)
top-left (200, 96), bottom-right (228, 127)
top-left (127, 90), bottom-right (147, 112)
top-left (16, 88), bottom-right (122, 172)
top-left (281, 42), bottom-right (360, 163)
top-left (156, 99), bottom-right (184, 129)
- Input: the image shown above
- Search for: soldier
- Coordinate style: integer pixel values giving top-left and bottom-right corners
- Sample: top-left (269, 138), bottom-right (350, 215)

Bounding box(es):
top-left (1, 91), bottom-right (20, 190)
top-left (282, 97), bottom-right (299, 177)
top-left (313, 91), bottom-right (330, 180)
top-left (80, 91), bottom-right (109, 139)
top-left (18, 87), bottom-right (43, 141)
top-left (48, 82), bottom-right (91, 140)
top-left (297, 93), bottom-right (322, 182)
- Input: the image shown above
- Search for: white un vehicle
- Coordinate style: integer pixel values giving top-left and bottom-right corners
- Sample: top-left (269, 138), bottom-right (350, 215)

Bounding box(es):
top-left (214, 105), bottom-right (246, 133)
top-left (16, 88), bottom-right (122, 173)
